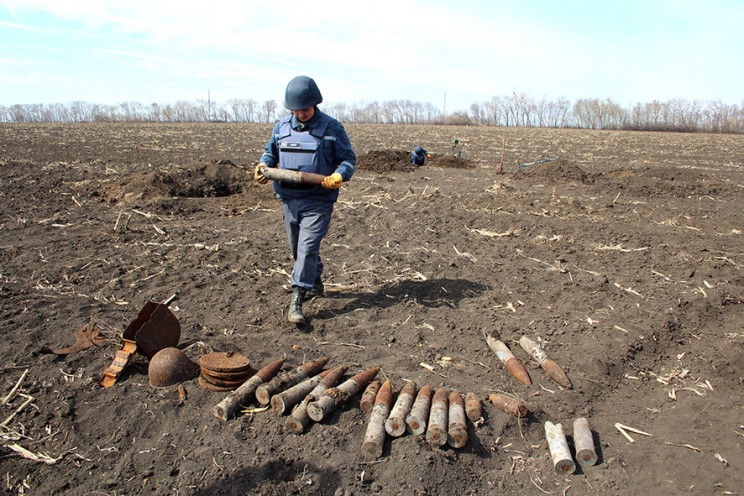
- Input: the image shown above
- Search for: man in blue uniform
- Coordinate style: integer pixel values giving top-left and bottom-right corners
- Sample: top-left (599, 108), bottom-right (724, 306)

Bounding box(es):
top-left (255, 76), bottom-right (356, 325)
top-left (411, 146), bottom-right (430, 166)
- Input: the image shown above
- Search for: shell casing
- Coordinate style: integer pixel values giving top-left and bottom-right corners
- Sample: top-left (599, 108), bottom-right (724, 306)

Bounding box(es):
top-left (426, 388), bottom-right (449, 447)
top-left (573, 417), bottom-right (598, 466)
top-left (385, 381), bottom-right (417, 437)
top-left (447, 390), bottom-right (468, 448)
top-left (545, 421), bottom-right (575, 475)
top-left (406, 385), bottom-right (433, 435)
top-left (464, 392), bottom-right (482, 422)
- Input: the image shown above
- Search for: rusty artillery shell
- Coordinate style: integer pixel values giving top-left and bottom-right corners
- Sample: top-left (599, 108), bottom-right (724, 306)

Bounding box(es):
top-left (519, 336), bottom-right (572, 389)
top-left (255, 357), bottom-right (329, 405)
top-left (271, 369), bottom-right (331, 414)
top-left (361, 380), bottom-right (393, 460)
top-left (545, 421), bottom-right (575, 475)
top-left (573, 417), bottom-right (598, 467)
top-left (360, 380), bottom-right (382, 414)
top-left (212, 357), bottom-right (284, 421)
top-left (464, 392), bottom-right (482, 422)
top-left (285, 365), bottom-right (348, 434)
top-left (385, 381), bottom-right (417, 437)
top-left (426, 388), bottom-right (449, 447)
top-left (486, 335), bottom-right (532, 385)
top-left (447, 390), bottom-right (469, 449)
top-left (488, 393), bottom-right (528, 418)
top-left (306, 367), bottom-right (380, 422)
top-left (406, 385), bottom-right (433, 435)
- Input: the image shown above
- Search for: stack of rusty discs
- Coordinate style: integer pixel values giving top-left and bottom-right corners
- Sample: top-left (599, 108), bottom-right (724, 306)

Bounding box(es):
top-left (198, 351), bottom-right (253, 391)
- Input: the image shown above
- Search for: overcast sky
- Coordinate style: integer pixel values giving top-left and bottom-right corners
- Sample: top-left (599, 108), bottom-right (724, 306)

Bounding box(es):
top-left (1, 0), bottom-right (742, 112)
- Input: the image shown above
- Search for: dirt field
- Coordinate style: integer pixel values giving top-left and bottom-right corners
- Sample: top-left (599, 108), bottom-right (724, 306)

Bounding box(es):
top-left (1, 122), bottom-right (742, 495)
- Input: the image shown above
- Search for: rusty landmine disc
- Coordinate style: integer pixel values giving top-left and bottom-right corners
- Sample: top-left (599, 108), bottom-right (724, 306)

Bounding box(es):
top-left (199, 371), bottom-right (249, 388)
top-left (198, 352), bottom-right (252, 374)
top-left (198, 375), bottom-right (237, 392)
top-left (200, 366), bottom-right (253, 381)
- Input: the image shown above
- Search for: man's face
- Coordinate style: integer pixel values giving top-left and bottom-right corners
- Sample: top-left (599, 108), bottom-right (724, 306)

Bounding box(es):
top-left (292, 106), bottom-right (315, 123)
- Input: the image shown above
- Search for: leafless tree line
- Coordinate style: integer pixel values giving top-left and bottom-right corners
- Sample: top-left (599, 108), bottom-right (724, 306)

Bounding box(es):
top-left (1, 94), bottom-right (742, 133)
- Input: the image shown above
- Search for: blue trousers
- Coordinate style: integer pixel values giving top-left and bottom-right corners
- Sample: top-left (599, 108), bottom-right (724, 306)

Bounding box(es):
top-left (282, 197), bottom-right (334, 290)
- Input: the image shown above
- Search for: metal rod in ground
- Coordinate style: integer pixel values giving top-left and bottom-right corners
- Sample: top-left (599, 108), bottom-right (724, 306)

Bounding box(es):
top-left (464, 392), bottom-right (482, 422)
top-left (573, 417), bottom-right (598, 466)
top-left (255, 357), bottom-right (329, 405)
top-left (426, 388), bottom-right (449, 447)
top-left (545, 421), bottom-right (575, 475)
top-left (361, 379), bottom-right (393, 460)
top-left (271, 369), bottom-right (331, 415)
top-left (519, 336), bottom-right (572, 389)
top-left (212, 357), bottom-right (284, 421)
top-left (406, 385), bottom-right (433, 435)
top-left (285, 365), bottom-right (348, 434)
top-left (486, 335), bottom-right (532, 385)
top-left (447, 390), bottom-right (468, 448)
top-left (488, 393), bottom-right (528, 418)
top-left (360, 379), bottom-right (382, 414)
top-left (385, 380), bottom-right (417, 437)
top-left (306, 367), bottom-right (380, 422)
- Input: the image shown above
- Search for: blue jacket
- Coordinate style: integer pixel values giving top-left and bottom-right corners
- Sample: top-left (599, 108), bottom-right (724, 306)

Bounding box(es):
top-left (260, 109), bottom-right (356, 201)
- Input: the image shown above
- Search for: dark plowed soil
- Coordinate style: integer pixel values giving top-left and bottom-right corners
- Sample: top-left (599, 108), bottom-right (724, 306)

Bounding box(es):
top-left (0, 122), bottom-right (742, 496)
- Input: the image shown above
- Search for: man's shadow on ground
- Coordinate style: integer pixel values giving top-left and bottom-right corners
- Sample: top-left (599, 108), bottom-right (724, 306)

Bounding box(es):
top-left (313, 277), bottom-right (491, 319)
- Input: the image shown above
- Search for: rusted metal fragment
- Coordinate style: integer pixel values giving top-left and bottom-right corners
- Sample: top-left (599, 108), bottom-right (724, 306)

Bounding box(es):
top-left (488, 393), bottom-right (528, 418)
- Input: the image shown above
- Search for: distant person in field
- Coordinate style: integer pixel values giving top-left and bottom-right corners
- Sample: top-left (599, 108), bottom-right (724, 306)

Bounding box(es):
top-left (411, 146), bottom-right (430, 166)
top-left (254, 75), bottom-right (356, 326)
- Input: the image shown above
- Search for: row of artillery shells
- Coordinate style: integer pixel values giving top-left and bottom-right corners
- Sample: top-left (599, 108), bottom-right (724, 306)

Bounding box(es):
top-left (361, 380), bottom-right (484, 460)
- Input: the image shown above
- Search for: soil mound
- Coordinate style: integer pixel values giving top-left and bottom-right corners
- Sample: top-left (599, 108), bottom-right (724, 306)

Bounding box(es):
top-left (356, 150), bottom-right (414, 173)
top-left (517, 157), bottom-right (588, 183)
top-left (356, 150), bottom-right (475, 173)
top-left (100, 160), bottom-right (252, 204)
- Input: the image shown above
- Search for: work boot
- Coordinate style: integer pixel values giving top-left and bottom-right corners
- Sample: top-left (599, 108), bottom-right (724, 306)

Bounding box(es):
top-left (288, 287), bottom-right (306, 325)
top-left (305, 277), bottom-right (324, 299)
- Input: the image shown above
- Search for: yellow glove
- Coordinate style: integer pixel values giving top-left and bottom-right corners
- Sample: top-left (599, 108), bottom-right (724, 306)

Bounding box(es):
top-left (254, 163), bottom-right (269, 184)
top-left (321, 172), bottom-right (343, 189)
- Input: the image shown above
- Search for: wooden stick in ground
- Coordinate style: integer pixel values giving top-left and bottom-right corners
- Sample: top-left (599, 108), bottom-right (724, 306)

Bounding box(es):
top-left (406, 385), bottom-right (433, 435)
top-left (488, 393), bottom-right (528, 418)
top-left (212, 358), bottom-right (284, 421)
top-left (361, 379), bottom-right (393, 460)
top-left (286, 365), bottom-right (348, 434)
top-left (464, 392), bottom-right (482, 422)
top-left (426, 388), bottom-right (449, 447)
top-left (385, 381), bottom-right (417, 437)
top-left (255, 357), bottom-right (328, 405)
top-left (271, 369), bottom-right (331, 414)
top-left (306, 367), bottom-right (380, 422)
top-left (496, 135), bottom-right (506, 174)
top-left (573, 417), bottom-right (598, 466)
top-left (486, 335), bottom-right (531, 385)
top-left (447, 390), bottom-right (468, 448)
top-left (545, 421), bottom-right (575, 475)
top-left (359, 380), bottom-right (382, 414)
top-left (519, 336), bottom-right (572, 389)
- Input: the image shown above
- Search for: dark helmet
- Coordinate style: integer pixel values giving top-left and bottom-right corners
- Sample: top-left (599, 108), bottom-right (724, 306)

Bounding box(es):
top-left (285, 76), bottom-right (323, 110)
top-left (414, 146), bottom-right (425, 154)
